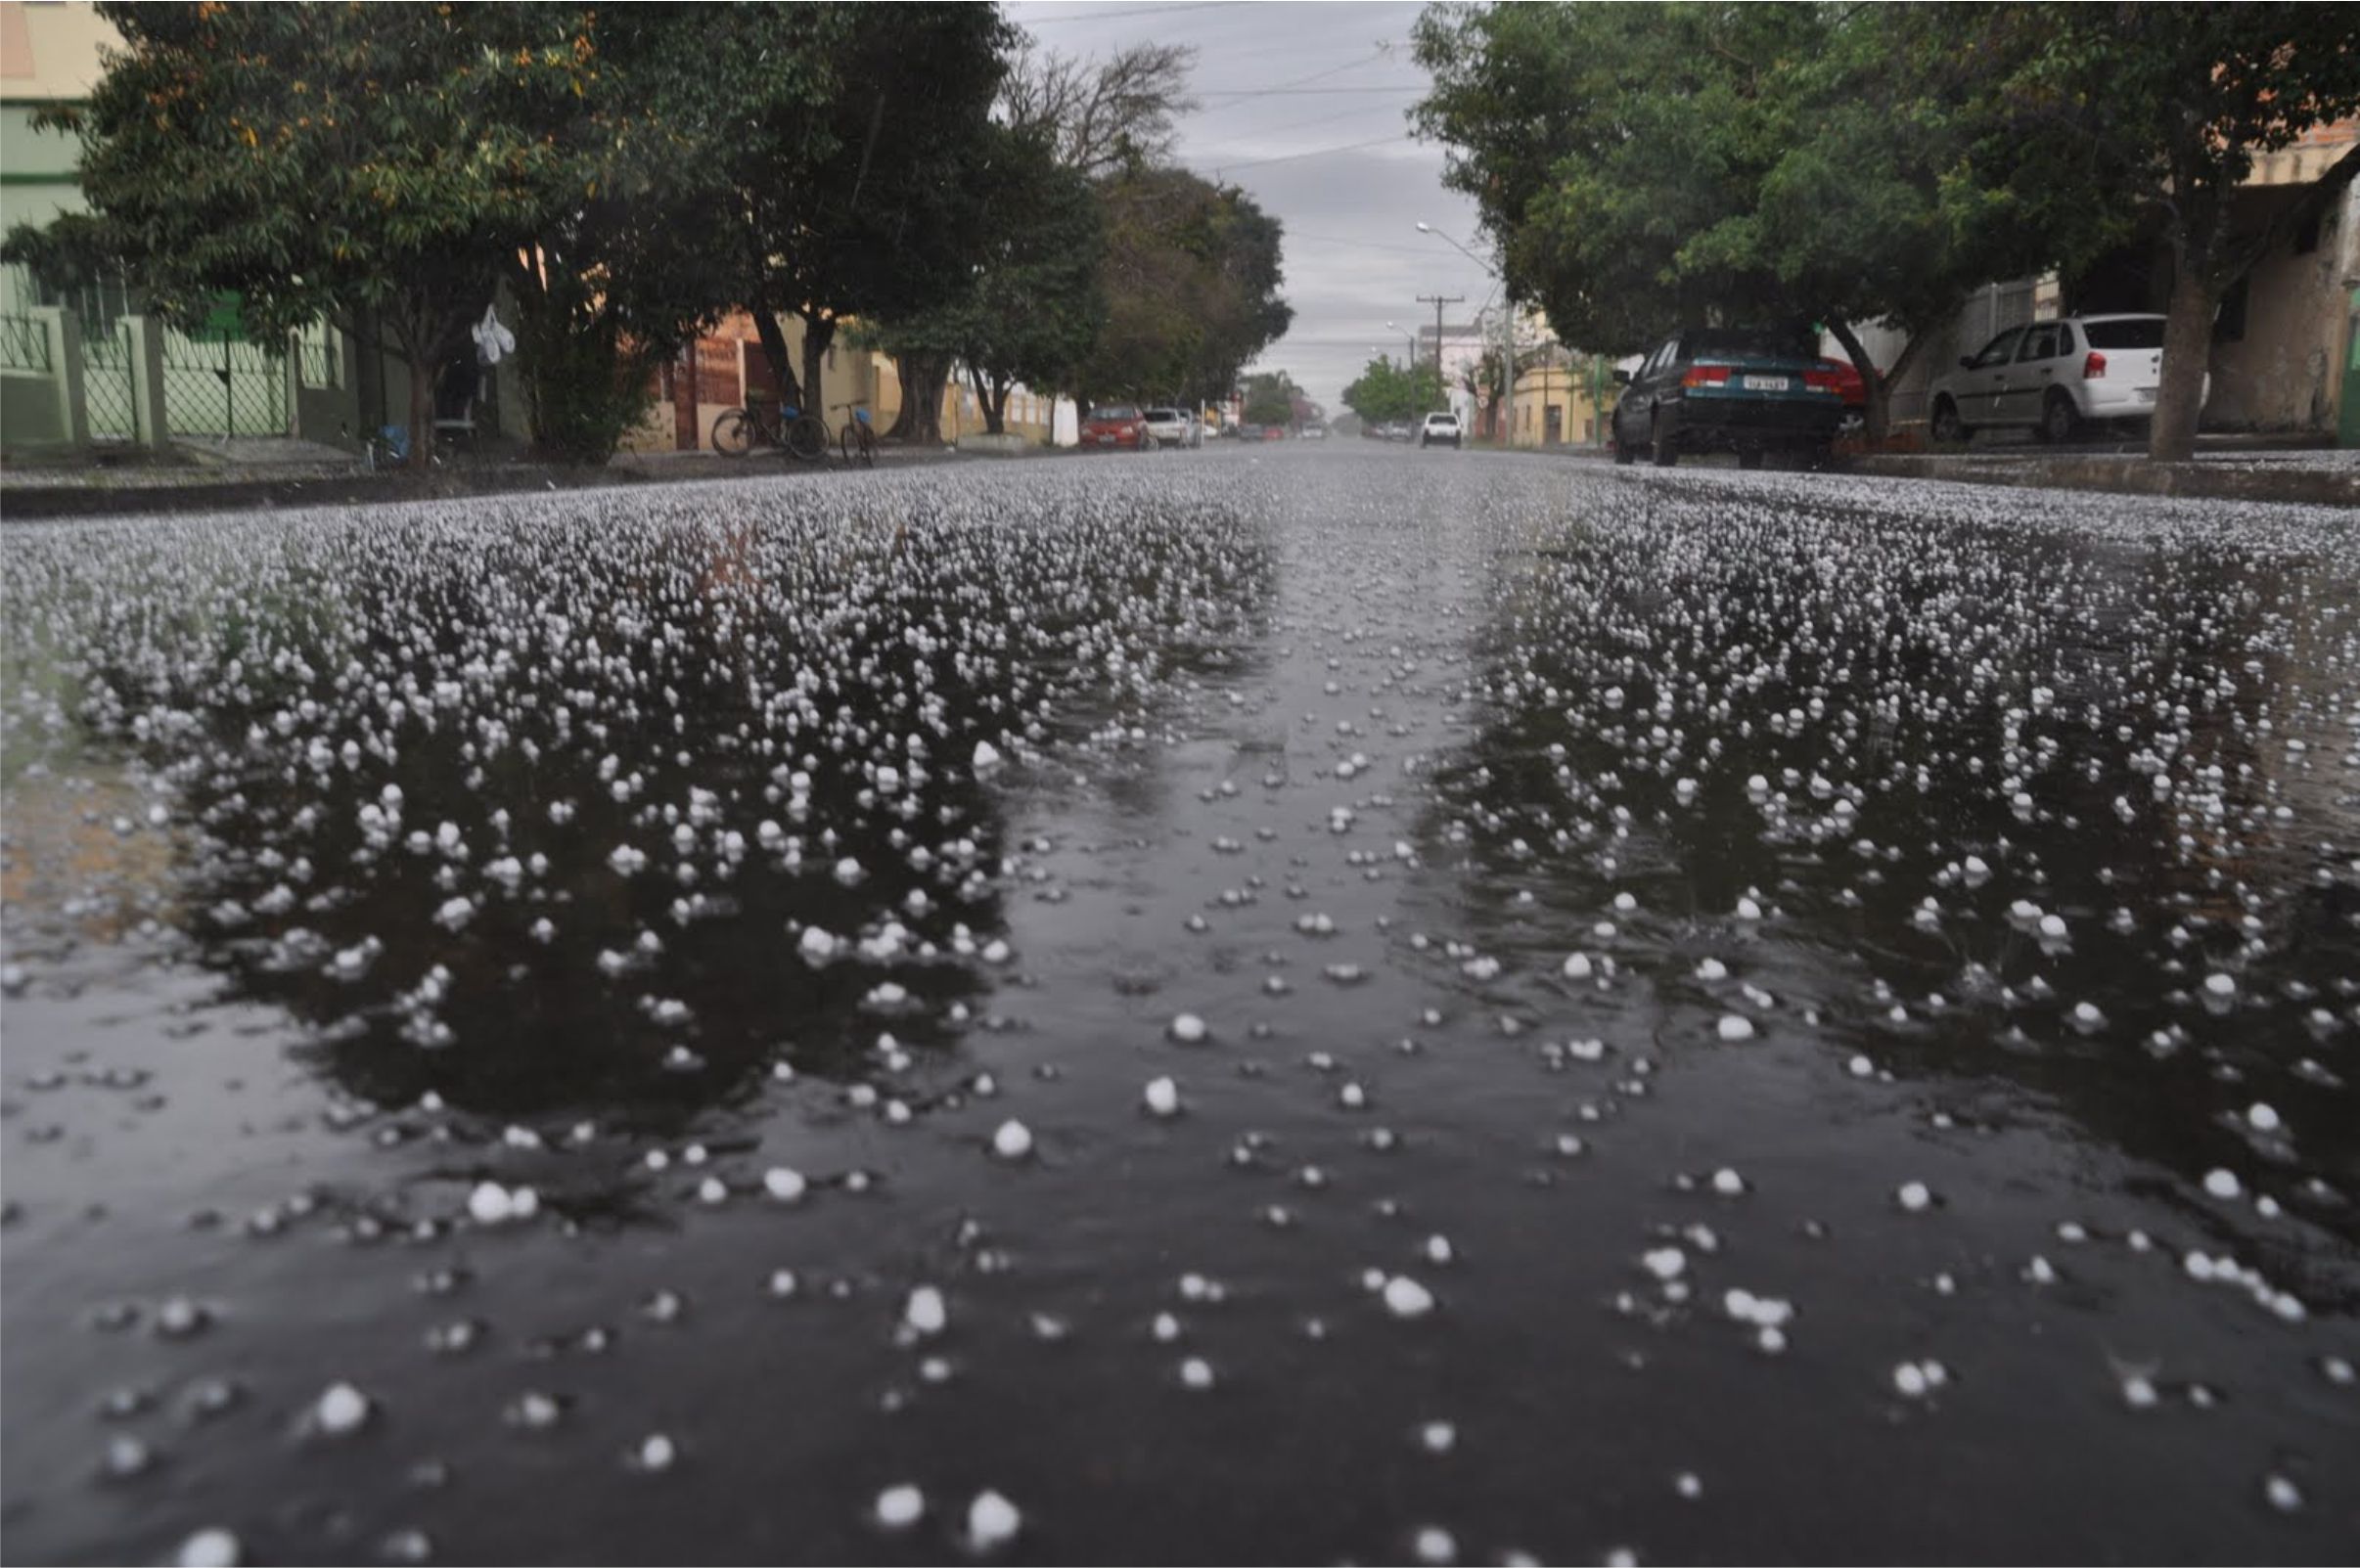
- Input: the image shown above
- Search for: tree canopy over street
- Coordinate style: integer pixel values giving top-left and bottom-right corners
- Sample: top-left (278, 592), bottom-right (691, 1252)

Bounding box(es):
top-left (1413, 1), bottom-right (2360, 456)
top-left (5, 3), bottom-right (1293, 462)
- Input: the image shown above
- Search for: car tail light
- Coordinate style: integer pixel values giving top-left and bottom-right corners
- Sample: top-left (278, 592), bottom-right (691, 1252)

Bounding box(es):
top-left (1682, 364), bottom-right (1731, 387)
top-left (2083, 351), bottom-right (2107, 379)
top-left (1802, 369), bottom-right (1842, 392)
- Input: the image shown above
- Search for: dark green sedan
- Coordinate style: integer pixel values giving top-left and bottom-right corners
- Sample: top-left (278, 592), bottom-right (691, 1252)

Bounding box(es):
top-left (1611, 326), bottom-right (1848, 468)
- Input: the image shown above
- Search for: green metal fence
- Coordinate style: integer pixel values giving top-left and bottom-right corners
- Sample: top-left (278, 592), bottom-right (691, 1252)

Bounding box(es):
top-left (79, 317), bottom-right (141, 443)
top-left (0, 313), bottom-right (50, 373)
top-left (161, 329), bottom-right (286, 436)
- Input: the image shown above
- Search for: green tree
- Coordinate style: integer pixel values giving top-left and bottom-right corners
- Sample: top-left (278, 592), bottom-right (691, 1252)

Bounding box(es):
top-left (864, 126), bottom-right (1106, 438)
top-left (1951, 5), bottom-right (2360, 460)
top-left (1072, 168), bottom-right (1293, 410)
top-left (1342, 355), bottom-right (1443, 424)
top-left (1242, 370), bottom-right (1298, 427)
top-left (656, 3), bottom-right (1009, 416)
top-left (1410, 2), bottom-right (2114, 443)
top-left (3, 2), bottom-right (565, 462)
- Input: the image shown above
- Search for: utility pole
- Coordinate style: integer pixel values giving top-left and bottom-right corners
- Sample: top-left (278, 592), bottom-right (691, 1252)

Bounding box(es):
top-left (1417, 293), bottom-right (1462, 414)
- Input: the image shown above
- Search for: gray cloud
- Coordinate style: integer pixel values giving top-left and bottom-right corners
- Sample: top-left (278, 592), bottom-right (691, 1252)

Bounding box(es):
top-left (1002, 0), bottom-right (1495, 413)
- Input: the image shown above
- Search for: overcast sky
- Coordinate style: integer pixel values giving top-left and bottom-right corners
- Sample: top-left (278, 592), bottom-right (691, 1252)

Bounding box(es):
top-left (1000, 0), bottom-right (1494, 415)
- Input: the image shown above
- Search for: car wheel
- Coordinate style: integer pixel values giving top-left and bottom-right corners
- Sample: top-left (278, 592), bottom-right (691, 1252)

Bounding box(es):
top-left (2039, 389), bottom-right (2078, 445)
top-left (1650, 411), bottom-right (1679, 468)
top-left (1930, 398), bottom-right (1966, 445)
top-left (1612, 416), bottom-right (1635, 466)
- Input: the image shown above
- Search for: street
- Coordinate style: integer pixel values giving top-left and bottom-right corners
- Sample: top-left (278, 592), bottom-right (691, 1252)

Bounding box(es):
top-left (4, 447), bottom-right (2357, 1564)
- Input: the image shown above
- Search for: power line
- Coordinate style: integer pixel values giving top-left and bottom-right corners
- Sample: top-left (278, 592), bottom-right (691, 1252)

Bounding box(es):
top-left (1198, 132), bottom-right (1414, 173)
top-left (1196, 84), bottom-right (1425, 99)
top-left (1021, 2), bottom-right (1244, 24)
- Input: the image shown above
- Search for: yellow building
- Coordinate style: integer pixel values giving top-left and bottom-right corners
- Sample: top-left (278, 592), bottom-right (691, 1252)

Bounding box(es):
top-left (1509, 346), bottom-right (1609, 449)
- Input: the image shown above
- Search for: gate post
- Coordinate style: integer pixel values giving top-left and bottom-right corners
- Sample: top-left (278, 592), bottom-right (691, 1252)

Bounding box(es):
top-left (127, 315), bottom-right (170, 450)
top-left (33, 306), bottom-right (88, 448)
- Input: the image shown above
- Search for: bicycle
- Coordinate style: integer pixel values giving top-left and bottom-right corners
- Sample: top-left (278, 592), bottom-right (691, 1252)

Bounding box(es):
top-left (835, 402), bottom-right (877, 468)
top-left (711, 392), bottom-right (827, 463)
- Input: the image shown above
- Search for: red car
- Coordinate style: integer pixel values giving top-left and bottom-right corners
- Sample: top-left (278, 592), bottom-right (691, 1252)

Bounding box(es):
top-left (1259, 426), bottom-right (1286, 441)
top-left (1081, 404), bottom-right (1151, 449)
top-left (1816, 358), bottom-right (1868, 423)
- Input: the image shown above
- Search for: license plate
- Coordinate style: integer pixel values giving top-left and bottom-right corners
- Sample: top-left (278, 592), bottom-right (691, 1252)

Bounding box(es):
top-left (1742, 376), bottom-right (1791, 391)
top-left (1097, 435), bottom-right (1115, 445)
top-left (2136, 388), bottom-right (2156, 403)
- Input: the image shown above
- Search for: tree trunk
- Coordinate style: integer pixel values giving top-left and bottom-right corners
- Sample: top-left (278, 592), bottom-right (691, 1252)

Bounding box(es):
top-left (2150, 264), bottom-right (2214, 463)
top-left (884, 352), bottom-right (929, 440)
top-left (750, 304), bottom-right (802, 412)
top-left (987, 373), bottom-right (1016, 436)
top-left (904, 354), bottom-right (951, 445)
top-left (972, 365), bottom-right (1005, 435)
top-left (1823, 319), bottom-right (1889, 445)
top-left (800, 310), bottom-right (836, 426)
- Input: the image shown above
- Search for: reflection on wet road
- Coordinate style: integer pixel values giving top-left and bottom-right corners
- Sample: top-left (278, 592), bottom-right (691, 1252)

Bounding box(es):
top-left (4, 452), bottom-right (2356, 1564)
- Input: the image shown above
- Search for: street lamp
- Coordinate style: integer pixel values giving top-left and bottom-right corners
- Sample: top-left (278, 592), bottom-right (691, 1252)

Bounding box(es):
top-left (1382, 320), bottom-right (1418, 368)
top-left (1415, 222), bottom-right (1508, 444)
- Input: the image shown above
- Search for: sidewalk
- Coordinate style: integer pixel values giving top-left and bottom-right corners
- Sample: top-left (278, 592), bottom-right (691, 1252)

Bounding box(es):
top-left (0, 439), bottom-right (966, 521)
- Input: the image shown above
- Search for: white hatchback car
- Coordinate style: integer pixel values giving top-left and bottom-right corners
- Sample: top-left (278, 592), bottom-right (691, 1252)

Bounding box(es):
top-left (1141, 408), bottom-right (1202, 448)
top-left (1419, 411), bottom-right (1463, 449)
top-left (1928, 315), bottom-right (2205, 444)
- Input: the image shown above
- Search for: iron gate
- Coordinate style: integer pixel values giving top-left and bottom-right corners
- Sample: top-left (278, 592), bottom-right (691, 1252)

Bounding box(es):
top-left (161, 329), bottom-right (287, 437)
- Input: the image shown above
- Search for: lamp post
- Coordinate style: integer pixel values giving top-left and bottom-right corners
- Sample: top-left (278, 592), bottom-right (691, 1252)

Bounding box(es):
top-left (1416, 222), bottom-right (1508, 443)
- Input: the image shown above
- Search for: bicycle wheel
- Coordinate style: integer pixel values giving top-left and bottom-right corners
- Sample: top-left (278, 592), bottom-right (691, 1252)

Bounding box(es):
top-left (785, 413), bottom-right (828, 463)
top-left (840, 423), bottom-right (876, 469)
top-left (857, 426), bottom-right (877, 468)
top-left (711, 408), bottom-right (755, 458)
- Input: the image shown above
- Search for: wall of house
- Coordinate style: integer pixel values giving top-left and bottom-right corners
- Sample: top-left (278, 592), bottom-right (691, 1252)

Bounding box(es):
top-left (2205, 182), bottom-right (2358, 433)
top-left (1509, 360), bottom-right (1604, 447)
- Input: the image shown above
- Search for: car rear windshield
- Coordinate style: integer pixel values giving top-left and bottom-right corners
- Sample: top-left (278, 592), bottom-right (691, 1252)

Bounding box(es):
top-left (1144, 408), bottom-right (1180, 421)
top-left (2082, 319), bottom-right (2165, 349)
top-left (1689, 328), bottom-right (1812, 360)
top-left (1090, 406), bottom-right (1140, 421)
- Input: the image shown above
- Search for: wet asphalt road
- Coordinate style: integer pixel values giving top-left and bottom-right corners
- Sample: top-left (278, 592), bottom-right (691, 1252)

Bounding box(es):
top-left (3, 446), bottom-right (2357, 1566)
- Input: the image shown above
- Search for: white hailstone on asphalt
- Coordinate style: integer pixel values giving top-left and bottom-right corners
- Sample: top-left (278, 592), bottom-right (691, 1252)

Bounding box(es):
top-left (1711, 1168), bottom-right (1747, 1196)
top-left (313, 1381), bottom-right (371, 1436)
top-left (1562, 953), bottom-right (1594, 980)
top-left (904, 1285), bottom-right (947, 1337)
top-left (636, 1433), bottom-right (676, 1473)
top-left (1179, 1356), bottom-right (1215, 1390)
top-left (2264, 1474), bottom-right (2302, 1513)
top-left (1675, 1471), bottom-right (1703, 1500)
top-left (1696, 958), bottom-right (1728, 981)
top-left (871, 1483), bottom-right (927, 1530)
top-left (176, 1530), bottom-right (243, 1568)
top-left (1383, 1276), bottom-right (1436, 1320)
top-left (1419, 1421), bottom-right (1456, 1455)
top-left (2038, 914), bottom-right (2067, 940)
top-left (972, 740), bottom-right (1004, 772)
top-left (991, 1119), bottom-right (1034, 1160)
top-left (1414, 1526), bottom-right (1457, 1564)
top-left (2247, 1102), bottom-right (2282, 1134)
top-left (1716, 1014), bottom-right (1755, 1042)
top-left (2070, 1001), bottom-right (2106, 1032)
top-left (1143, 1077), bottom-right (1181, 1118)
top-left (1735, 896), bottom-right (1763, 921)
top-left (698, 1177), bottom-right (727, 1205)
top-left (2204, 972), bottom-right (2237, 1000)
top-left (764, 1166), bottom-right (807, 1203)
top-left (981, 939), bottom-right (1013, 965)
top-left (1169, 1012), bottom-right (1208, 1044)
top-left (2202, 1168), bottom-right (2242, 1200)
top-left (1892, 1363), bottom-right (1930, 1399)
top-left (1642, 1247), bottom-right (1687, 1281)
top-left (798, 926), bottom-right (838, 963)
top-left (966, 1490), bottom-right (1021, 1550)
top-left (1896, 1181), bottom-right (1932, 1213)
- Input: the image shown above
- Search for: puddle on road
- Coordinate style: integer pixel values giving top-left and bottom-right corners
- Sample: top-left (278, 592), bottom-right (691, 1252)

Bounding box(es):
top-left (3, 457), bottom-right (2355, 1564)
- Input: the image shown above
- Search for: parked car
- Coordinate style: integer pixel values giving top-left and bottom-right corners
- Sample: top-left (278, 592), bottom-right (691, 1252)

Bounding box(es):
top-left (1611, 326), bottom-right (1846, 468)
top-left (1927, 315), bottom-right (2203, 444)
top-left (1217, 420), bottom-right (1242, 439)
top-left (1299, 424), bottom-right (1328, 441)
top-left (1816, 357), bottom-right (1868, 435)
top-left (1260, 426), bottom-right (1287, 441)
top-left (1380, 422), bottom-right (1413, 443)
top-left (1142, 407), bottom-right (1202, 448)
top-left (1236, 423), bottom-right (1265, 441)
top-left (1082, 404), bottom-right (1153, 450)
top-left (1419, 411), bottom-right (1463, 449)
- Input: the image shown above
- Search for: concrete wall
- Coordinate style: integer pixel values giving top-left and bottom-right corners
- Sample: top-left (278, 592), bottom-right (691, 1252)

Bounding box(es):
top-left (1, 363), bottom-right (62, 443)
top-left (2204, 182), bottom-right (2359, 433)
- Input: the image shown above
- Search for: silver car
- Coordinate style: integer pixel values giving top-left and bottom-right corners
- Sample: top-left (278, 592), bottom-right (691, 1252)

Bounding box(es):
top-left (1141, 408), bottom-right (1203, 449)
top-left (1928, 315), bottom-right (2207, 444)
